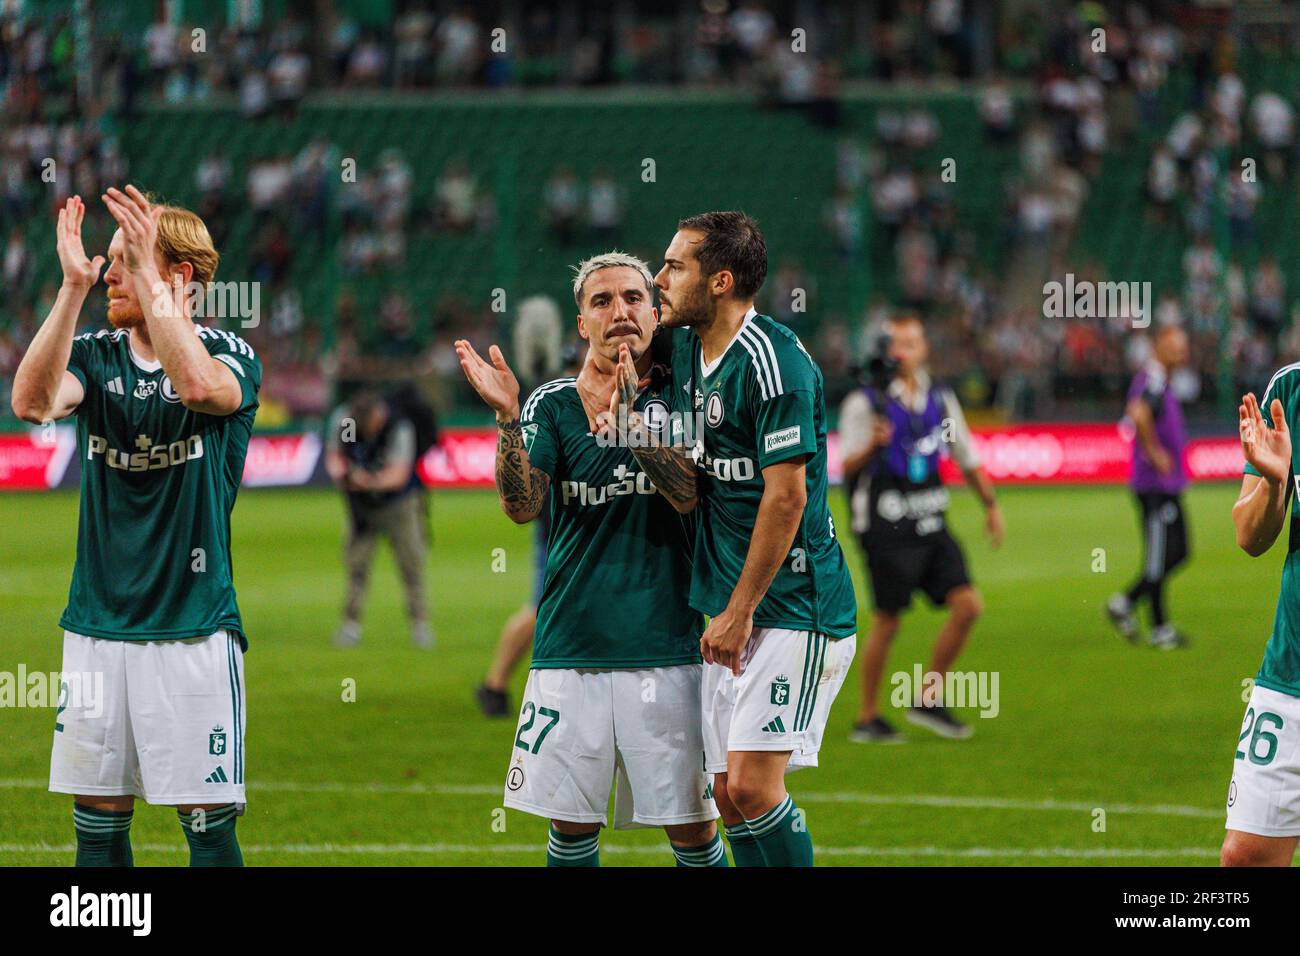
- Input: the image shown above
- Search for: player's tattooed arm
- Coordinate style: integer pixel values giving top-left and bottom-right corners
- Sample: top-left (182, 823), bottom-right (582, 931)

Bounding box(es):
top-left (608, 345), bottom-right (699, 513)
top-left (495, 417), bottom-right (550, 523)
top-left (628, 444), bottom-right (698, 513)
top-left (454, 339), bottom-right (549, 523)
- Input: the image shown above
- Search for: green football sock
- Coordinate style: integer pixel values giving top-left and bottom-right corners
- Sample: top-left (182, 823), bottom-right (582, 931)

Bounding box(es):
top-left (744, 794), bottom-right (813, 867)
top-left (178, 805), bottom-right (244, 867)
top-left (671, 832), bottom-right (729, 867)
top-left (546, 826), bottom-right (599, 867)
top-left (722, 820), bottom-right (766, 867)
top-left (73, 805), bottom-right (133, 867)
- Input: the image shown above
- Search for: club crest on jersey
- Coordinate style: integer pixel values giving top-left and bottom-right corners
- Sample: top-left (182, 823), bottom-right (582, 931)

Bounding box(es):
top-left (133, 379), bottom-right (157, 400)
top-left (642, 399), bottom-right (670, 436)
top-left (160, 376), bottom-right (182, 404)
top-left (208, 725), bottom-right (227, 756)
top-left (771, 675), bottom-right (790, 706)
top-left (705, 391), bottom-right (724, 427)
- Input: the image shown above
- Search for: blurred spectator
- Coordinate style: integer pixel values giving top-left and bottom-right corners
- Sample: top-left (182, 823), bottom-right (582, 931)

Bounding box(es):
top-left (544, 167), bottom-right (582, 245)
top-left (435, 160), bottom-right (477, 232)
top-left (586, 170), bottom-right (623, 244)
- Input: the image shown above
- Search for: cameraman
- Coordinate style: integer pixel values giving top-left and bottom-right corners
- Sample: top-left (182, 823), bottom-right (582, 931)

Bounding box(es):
top-left (325, 389), bottom-right (432, 649)
top-left (840, 315), bottom-right (1002, 742)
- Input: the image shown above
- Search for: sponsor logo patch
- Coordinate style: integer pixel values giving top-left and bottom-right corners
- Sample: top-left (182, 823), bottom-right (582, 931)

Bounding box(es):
top-left (764, 425), bottom-right (801, 453)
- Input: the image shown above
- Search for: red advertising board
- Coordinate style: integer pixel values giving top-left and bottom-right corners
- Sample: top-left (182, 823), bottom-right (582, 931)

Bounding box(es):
top-left (418, 424), bottom-right (1247, 488)
top-left (0, 423), bottom-right (1248, 490)
top-left (241, 433), bottom-right (323, 487)
top-left (0, 429), bottom-right (77, 490)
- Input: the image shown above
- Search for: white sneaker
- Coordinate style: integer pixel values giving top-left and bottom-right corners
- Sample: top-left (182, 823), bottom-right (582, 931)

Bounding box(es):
top-left (411, 621), bottom-right (434, 649)
top-left (1150, 624), bottom-right (1187, 650)
top-left (1106, 594), bottom-right (1138, 643)
top-left (334, 621), bottom-right (362, 648)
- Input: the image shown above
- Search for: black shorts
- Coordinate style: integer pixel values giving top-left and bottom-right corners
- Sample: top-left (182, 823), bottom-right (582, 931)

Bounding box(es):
top-left (863, 530), bottom-right (972, 614)
top-left (1136, 491), bottom-right (1189, 580)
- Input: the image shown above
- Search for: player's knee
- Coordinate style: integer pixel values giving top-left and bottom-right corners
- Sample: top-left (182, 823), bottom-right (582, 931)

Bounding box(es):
top-left (1219, 833), bottom-right (1275, 868)
top-left (666, 820), bottom-right (716, 846)
top-left (1219, 837), bottom-right (1252, 868)
top-left (951, 588), bottom-right (983, 623)
top-left (550, 819), bottom-right (600, 837)
top-left (724, 771), bottom-right (777, 819)
top-left (711, 774), bottom-right (743, 825)
top-left (872, 612), bottom-right (902, 640)
top-left (76, 795), bottom-right (133, 813)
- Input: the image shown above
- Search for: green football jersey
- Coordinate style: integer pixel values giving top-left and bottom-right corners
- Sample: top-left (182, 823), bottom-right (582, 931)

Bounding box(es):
top-left (521, 374), bottom-right (702, 669)
top-left (59, 326), bottom-right (262, 646)
top-left (1244, 362), bottom-right (1300, 697)
top-left (672, 311), bottom-right (857, 638)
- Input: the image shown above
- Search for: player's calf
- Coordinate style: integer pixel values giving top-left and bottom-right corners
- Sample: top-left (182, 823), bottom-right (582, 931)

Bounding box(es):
top-left (712, 774), bottom-right (764, 867)
top-left (726, 751), bottom-right (813, 867)
top-left (177, 803), bottom-right (243, 867)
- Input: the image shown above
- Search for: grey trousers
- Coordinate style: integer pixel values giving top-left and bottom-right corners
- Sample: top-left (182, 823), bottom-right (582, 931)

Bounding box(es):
top-left (343, 492), bottom-right (429, 625)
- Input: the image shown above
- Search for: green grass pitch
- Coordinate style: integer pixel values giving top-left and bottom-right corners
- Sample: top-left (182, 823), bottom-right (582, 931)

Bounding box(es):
top-left (0, 483), bottom-right (1277, 865)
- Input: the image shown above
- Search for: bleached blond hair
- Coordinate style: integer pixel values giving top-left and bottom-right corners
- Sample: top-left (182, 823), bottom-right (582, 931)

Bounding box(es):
top-left (571, 250), bottom-right (653, 308)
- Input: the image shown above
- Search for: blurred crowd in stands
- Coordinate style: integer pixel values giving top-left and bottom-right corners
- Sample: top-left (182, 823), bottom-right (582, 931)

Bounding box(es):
top-left (1, 1), bottom-right (1296, 426)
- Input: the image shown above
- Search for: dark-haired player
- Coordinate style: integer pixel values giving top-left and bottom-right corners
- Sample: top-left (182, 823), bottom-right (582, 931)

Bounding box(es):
top-left (633, 211), bottom-right (857, 867)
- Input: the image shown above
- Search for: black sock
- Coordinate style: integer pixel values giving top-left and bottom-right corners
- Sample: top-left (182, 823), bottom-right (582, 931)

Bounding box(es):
top-left (1125, 580), bottom-right (1147, 606)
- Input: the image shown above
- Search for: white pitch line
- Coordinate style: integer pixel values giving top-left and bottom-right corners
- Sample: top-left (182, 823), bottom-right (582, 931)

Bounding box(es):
top-left (0, 842), bottom-right (1219, 859)
top-left (0, 778), bottom-right (1222, 819)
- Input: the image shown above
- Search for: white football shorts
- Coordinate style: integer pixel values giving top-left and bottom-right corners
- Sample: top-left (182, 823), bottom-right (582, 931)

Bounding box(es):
top-left (49, 629), bottom-right (247, 807)
top-left (503, 664), bottom-right (716, 829)
top-left (701, 627), bottom-right (856, 775)
top-left (1225, 683), bottom-right (1300, 837)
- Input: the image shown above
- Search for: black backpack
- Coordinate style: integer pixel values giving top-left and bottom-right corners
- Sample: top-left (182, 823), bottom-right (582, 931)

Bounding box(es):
top-left (386, 383), bottom-right (440, 459)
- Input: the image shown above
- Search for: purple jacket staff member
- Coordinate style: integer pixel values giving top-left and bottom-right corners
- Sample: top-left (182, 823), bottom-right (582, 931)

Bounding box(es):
top-left (1108, 325), bottom-right (1192, 649)
top-left (841, 315), bottom-right (1003, 743)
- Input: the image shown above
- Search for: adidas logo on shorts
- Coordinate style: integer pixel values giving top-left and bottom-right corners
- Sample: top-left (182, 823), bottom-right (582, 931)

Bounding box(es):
top-left (205, 766), bottom-right (229, 784)
top-left (761, 716), bottom-right (787, 734)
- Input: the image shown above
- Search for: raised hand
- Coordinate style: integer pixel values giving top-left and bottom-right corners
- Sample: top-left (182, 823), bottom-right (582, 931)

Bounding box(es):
top-left (1240, 392), bottom-right (1291, 485)
top-left (101, 185), bottom-right (161, 275)
top-left (454, 339), bottom-right (521, 420)
top-left (55, 196), bottom-right (104, 290)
